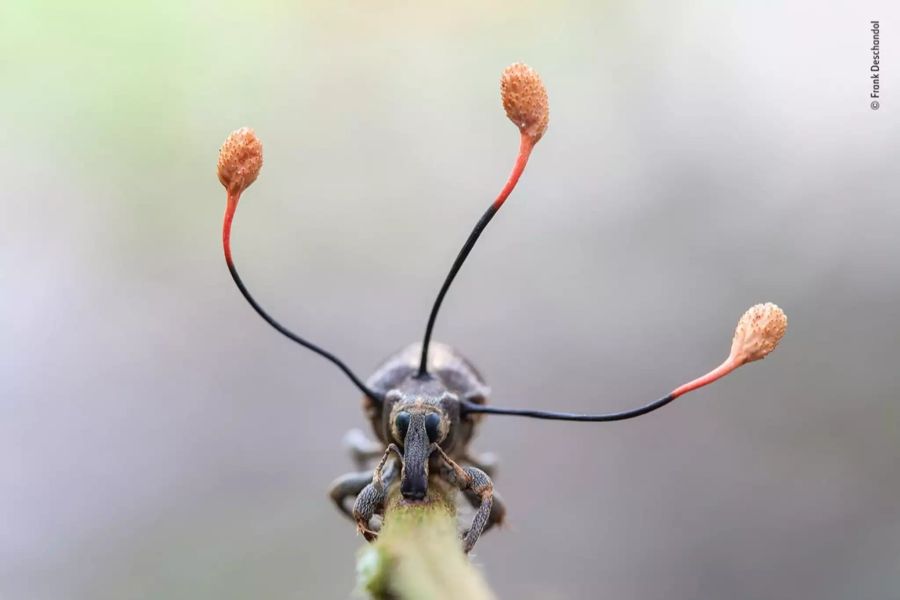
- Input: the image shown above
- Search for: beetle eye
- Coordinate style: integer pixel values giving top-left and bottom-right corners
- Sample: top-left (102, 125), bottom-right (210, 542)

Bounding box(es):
top-left (395, 412), bottom-right (411, 440)
top-left (425, 413), bottom-right (441, 442)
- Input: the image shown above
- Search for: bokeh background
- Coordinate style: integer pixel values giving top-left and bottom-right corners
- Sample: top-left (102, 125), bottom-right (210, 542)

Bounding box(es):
top-left (3, 1), bottom-right (900, 598)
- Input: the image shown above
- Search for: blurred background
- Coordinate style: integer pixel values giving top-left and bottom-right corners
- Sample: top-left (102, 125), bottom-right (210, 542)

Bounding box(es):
top-left (3, 1), bottom-right (900, 598)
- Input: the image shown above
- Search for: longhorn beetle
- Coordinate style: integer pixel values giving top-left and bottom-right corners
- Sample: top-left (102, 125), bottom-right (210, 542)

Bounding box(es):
top-left (216, 63), bottom-right (788, 553)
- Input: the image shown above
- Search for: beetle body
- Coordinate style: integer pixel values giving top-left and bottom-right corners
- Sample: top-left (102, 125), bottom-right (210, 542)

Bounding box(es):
top-left (330, 342), bottom-right (503, 551)
top-left (365, 342), bottom-right (487, 454)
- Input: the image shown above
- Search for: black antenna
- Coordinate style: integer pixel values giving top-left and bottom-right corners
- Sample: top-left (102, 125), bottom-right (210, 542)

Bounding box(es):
top-left (460, 299), bottom-right (789, 421)
top-left (218, 128), bottom-right (381, 403)
top-left (418, 64), bottom-right (550, 377)
top-left (460, 394), bottom-right (676, 421)
top-left (223, 256), bottom-right (381, 402)
top-left (417, 137), bottom-right (533, 377)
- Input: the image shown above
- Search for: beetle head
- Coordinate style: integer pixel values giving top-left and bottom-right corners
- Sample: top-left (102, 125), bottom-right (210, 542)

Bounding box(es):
top-left (384, 377), bottom-right (457, 500)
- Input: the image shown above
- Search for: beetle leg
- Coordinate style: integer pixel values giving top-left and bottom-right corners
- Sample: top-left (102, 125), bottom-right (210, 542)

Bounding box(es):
top-left (462, 449), bottom-right (499, 478)
top-left (353, 443), bottom-right (402, 541)
top-left (329, 461), bottom-right (396, 522)
top-left (433, 445), bottom-right (494, 553)
top-left (342, 428), bottom-right (385, 470)
top-left (463, 488), bottom-right (506, 535)
top-left (329, 471), bottom-right (372, 520)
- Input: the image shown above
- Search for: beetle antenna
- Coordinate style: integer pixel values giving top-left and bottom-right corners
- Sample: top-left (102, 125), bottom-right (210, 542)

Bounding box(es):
top-left (461, 303), bottom-right (788, 421)
top-left (218, 128), bottom-right (382, 403)
top-left (418, 63), bottom-right (550, 377)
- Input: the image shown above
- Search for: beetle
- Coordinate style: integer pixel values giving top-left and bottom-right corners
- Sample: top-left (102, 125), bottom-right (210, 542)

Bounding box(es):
top-left (216, 63), bottom-right (787, 553)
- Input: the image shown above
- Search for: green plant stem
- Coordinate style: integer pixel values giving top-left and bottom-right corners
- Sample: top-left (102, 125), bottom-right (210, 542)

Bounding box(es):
top-left (356, 481), bottom-right (495, 600)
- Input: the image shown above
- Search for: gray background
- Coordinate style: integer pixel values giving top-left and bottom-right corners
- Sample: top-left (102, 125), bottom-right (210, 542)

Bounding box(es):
top-left (3, 1), bottom-right (900, 598)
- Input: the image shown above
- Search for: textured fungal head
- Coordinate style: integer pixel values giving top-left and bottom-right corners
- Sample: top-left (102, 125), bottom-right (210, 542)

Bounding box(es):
top-left (501, 63), bottom-right (550, 143)
top-left (729, 303), bottom-right (788, 365)
top-left (218, 127), bottom-right (263, 195)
